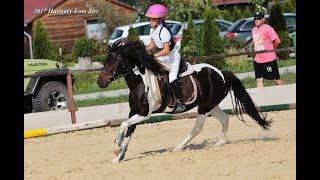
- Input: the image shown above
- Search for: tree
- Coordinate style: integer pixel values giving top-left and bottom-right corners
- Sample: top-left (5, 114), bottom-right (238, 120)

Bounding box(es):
top-left (90, 0), bottom-right (135, 38)
top-left (249, 0), bottom-right (265, 12)
top-left (269, 0), bottom-right (291, 60)
top-left (180, 12), bottom-right (201, 59)
top-left (201, 4), bottom-right (226, 69)
top-left (181, 12), bottom-right (193, 52)
top-left (222, 10), bottom-right (232, 22)
top-left (71, 36), bottom-right (100, 57)
top-left (127, 26), bottom-right (140, 41)
top-left (289, 0), bottom-right (296, 7)
top-left (253, 5), bottom-right (261, 14)
top-left (132, 0), bottom-right (162, 22)
top-left (32, 20), bottom-right (57, 60)
top-left (164, 0), bottom-right (205, 22)
top-left (269, 0), bottom-right (288, 32)
top-left (243, 6), bottom-right (252, 18)
top-left (281, 0), bottom-right (295, 13)
top-left (231, 6), bottom-right (242, 22)
top-left (117, 0), bottom-right (136, 6)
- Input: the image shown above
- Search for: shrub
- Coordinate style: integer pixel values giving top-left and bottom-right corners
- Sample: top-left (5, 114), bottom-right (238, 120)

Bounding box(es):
top-left (281, 0), bottom-right (296, 13)
top-left (61, 53), bottom-right (75, 63)
top-left (181, 26), bottom-right (202, 59)
top-left (243, 6), bottom-right (252, 18)
top-left (222, 10), bottom-right (232, 22)
top-left (269, 0), bottom-right (291, 60)
top-left (200, 5), bottom-right (226, 69)
top-left (223, 38), bottom-right (245, 51)
top-left (231, 6), bottom-right (242, 22)
top-left (224, 47), bottom-right (249, 73)
top-left (269, 0), bottom-right (288, 32)
top-left (276, 31), bottom-right (291, 60)
top-left (127, 26), bottom-right (139, 41)
top-left (33, 20), bottom-right (57, 60)
top-left (72, 36), bottom-right (100, 57)
top-left (181, 12), bottom-right (199, 57)
top-left (92, 54), bottom-right (107, 64)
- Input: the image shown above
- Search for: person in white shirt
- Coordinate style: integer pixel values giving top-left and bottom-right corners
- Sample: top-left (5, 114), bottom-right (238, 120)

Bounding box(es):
top-left (145, 4), bottom-right (186, 113)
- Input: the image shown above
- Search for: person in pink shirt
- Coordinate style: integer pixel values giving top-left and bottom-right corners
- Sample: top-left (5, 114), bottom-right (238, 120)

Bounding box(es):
top-left (252, 12), bottom-right (284, 87)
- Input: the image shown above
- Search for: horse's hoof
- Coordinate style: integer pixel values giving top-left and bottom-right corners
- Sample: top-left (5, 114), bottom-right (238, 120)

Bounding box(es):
top-left (174, 145), bottom-right (184, 151)
top-left (112, 158), bottom-right (120, 164)
top-left (214, 140), bottom-right (226, 146)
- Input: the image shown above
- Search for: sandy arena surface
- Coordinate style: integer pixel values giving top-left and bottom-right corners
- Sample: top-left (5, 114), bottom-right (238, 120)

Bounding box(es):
top-left (24, 109), bottom-right (296, 180)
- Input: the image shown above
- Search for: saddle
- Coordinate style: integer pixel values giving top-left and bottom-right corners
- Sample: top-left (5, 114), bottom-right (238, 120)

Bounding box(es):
top-left (178, 58), bottom-right (188, 73)
top-left (154, 59), bottom-right (197, 113)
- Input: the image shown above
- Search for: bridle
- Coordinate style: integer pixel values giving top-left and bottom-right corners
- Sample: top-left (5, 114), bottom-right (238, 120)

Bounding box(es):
top-left (100, 52), bottom-right (143, 83)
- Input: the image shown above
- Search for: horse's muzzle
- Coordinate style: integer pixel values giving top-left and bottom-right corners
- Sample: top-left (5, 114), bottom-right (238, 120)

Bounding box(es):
top-left (97, 76), bottom-right (110, 88)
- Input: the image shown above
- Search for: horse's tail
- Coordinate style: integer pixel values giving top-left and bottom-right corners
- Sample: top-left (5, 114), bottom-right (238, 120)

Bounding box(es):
top-left (222, 71), bottom-right (272, 131)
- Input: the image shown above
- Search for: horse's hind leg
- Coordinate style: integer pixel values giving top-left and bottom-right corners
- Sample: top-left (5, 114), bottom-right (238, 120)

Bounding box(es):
top-left (211, 106), bottom-right (229, 146)
top-left (112, 124), bottom-right (136, 163)
top-left (174, 113), bottom-right (209, 151)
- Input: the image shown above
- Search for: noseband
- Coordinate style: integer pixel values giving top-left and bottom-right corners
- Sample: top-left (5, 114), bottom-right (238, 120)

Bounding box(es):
top-left (100, 53), bottom-right (142, 83)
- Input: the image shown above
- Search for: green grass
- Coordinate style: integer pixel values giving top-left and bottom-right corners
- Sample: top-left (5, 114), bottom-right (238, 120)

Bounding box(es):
top-left (224, 58), bottom-right (296, 73)
top-left (241, 72), bottom-right (296, 88)
top-left (72, 58), bottom-right (296, 95)
top-left (74, 95), bottom-right (129, 108)
top-left (278, 59), bottom-right (297, 67)
top-left (74, 72), bottom-right (296, 108)
top-left (73, 72), bottom-right (128, 94)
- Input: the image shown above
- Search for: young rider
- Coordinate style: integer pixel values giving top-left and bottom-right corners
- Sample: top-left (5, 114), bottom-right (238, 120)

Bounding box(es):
top-left (145, 4), bottom-right (186, 113)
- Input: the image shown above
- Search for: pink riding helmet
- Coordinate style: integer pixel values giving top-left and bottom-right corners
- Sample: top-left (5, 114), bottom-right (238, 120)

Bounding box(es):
top-left (145, 4), bottom-right (167, 19)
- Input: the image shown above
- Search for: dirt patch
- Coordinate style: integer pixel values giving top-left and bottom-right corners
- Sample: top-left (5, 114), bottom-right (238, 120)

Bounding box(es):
top-left (25, 109), bottom-right (296, 179)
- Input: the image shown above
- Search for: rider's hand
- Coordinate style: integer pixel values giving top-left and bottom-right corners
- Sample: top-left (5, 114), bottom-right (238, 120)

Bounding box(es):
top-left (147, 51), bottom-right (155, 58)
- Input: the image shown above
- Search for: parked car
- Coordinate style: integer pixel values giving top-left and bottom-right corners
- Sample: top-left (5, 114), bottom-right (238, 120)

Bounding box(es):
top-left (225, 13), bottom-right (296, 52)
top-left (173, 18), bottom-right (234, 47)
top-left (108, 20), bottom-right (181, 46)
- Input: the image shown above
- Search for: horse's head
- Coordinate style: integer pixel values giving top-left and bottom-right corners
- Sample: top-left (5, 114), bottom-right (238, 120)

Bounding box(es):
top-left (97, 38), bottom-right (137, 88)
top-left (97, 38), bottom-right (168, 88)
top-left (97, 51), bottom-right (123, 88)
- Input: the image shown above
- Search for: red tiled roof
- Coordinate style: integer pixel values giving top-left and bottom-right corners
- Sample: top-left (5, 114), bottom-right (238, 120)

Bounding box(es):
top-left (24, 0), bottom-right (135, 25)
top-left (24, 0), bottom-right (66, 25)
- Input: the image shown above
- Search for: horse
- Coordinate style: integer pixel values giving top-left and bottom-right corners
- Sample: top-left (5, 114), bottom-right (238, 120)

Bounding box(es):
top-left (97, 38), bottom-right (272, 163)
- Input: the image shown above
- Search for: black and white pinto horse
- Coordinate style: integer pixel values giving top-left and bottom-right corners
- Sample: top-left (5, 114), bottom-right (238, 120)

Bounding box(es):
top-left (97, 38), bottom-right (271, 163)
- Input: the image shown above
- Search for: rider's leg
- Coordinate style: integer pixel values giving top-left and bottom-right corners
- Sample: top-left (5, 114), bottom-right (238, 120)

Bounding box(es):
top-left (168, 50), bottom-right (186, 113)
top-left (170, 79), bottom-right (186, 113)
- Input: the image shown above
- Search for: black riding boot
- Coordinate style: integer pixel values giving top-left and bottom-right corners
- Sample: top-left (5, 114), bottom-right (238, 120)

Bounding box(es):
top-left (170, 79), bottom-right (186, 113)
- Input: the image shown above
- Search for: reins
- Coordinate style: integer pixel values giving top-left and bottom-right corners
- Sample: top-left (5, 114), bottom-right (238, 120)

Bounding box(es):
top-left (115, 66), bottom-right (144, 80)
top-left (100, 53), bottom-right (143, 82)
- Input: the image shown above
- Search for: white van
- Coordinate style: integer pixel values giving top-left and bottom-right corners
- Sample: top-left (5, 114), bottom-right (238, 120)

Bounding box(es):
top-left (108, 20), bottom-right (181, 46)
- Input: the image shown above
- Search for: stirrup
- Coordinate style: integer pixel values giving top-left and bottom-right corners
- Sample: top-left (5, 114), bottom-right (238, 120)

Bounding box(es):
top-left (173, 102), bottom-right (186, 113)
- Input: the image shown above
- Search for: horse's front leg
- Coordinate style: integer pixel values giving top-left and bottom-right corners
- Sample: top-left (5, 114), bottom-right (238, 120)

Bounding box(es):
top-left (112, 124), bottom-right (136, 163)
top-left (112, 113), bottom-right (150, 163)
top-left (113, 128), bottom-right (125, 156)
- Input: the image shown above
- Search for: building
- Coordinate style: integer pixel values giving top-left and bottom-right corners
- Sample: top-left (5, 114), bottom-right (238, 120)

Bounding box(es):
top-left (24, 0), bottom-right (135, 58)
top-left (213, 0), bottom-right (281, 13)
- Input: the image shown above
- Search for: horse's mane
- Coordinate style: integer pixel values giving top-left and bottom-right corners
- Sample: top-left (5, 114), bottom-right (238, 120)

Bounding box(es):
top-left (110, 38), bottom-right (168, 75)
